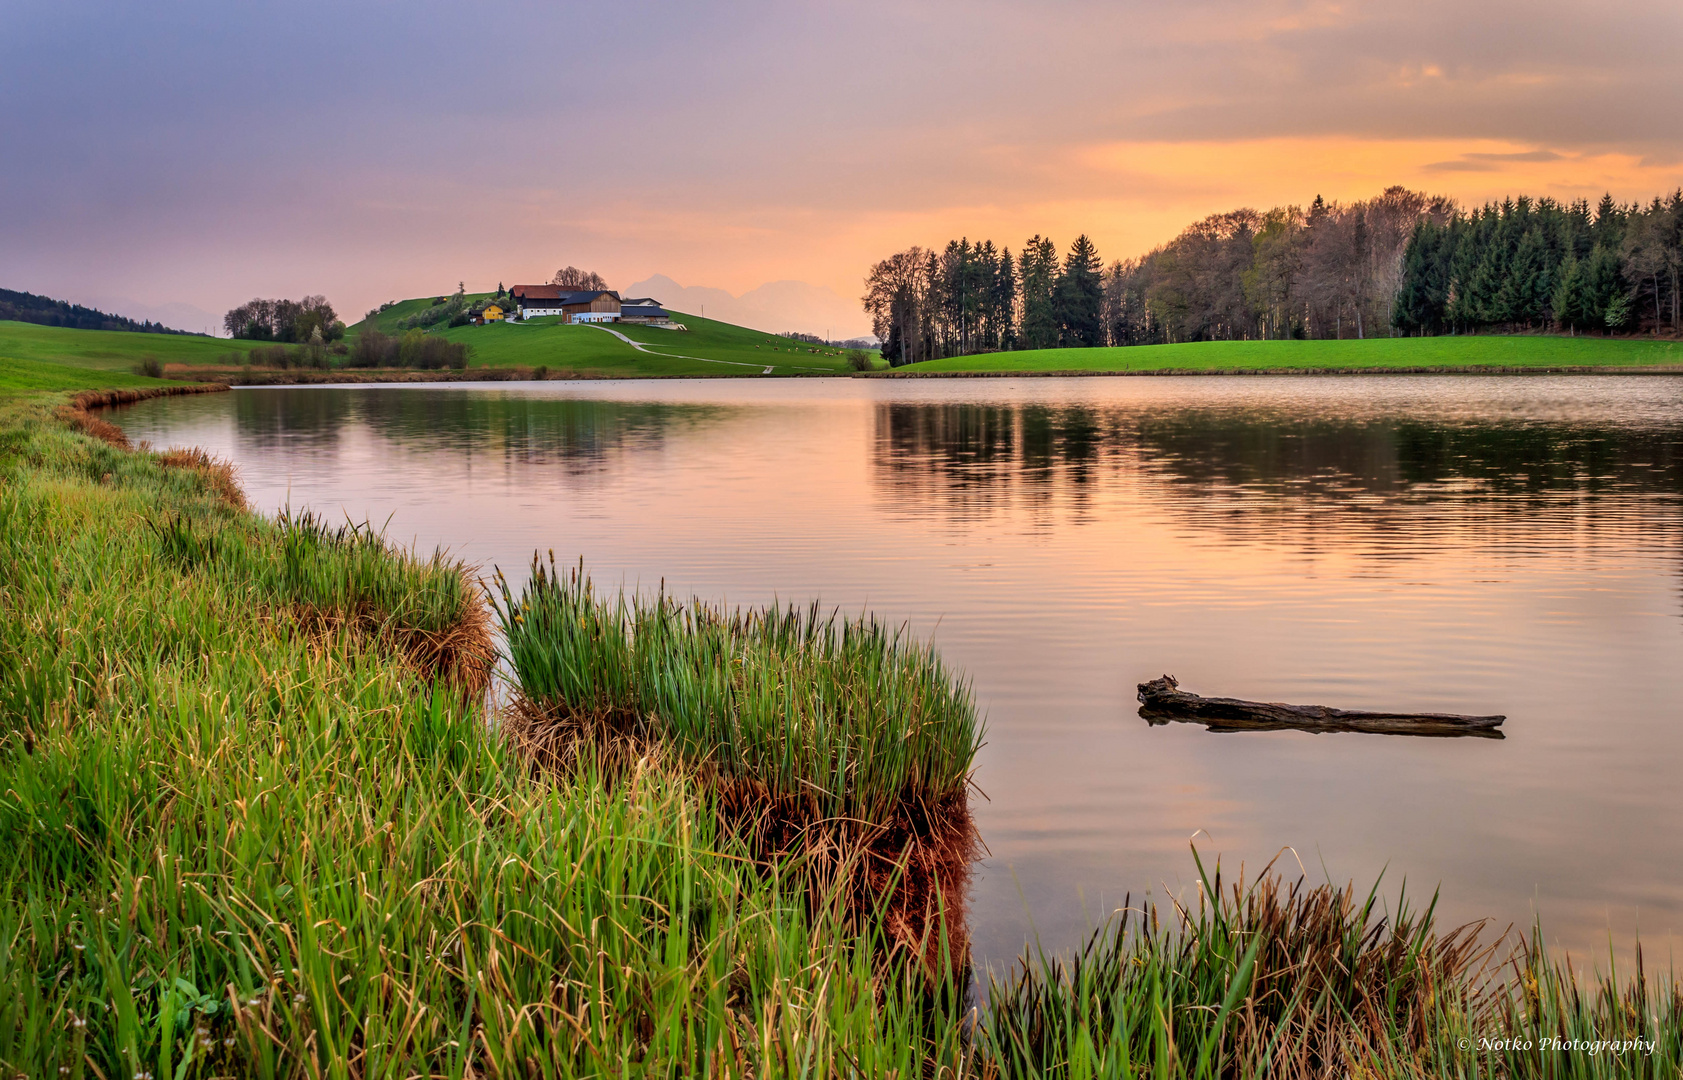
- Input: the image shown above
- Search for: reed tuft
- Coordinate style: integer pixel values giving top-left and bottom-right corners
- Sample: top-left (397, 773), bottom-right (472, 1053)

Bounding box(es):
top-left (496, 554), bottom-right (984, 969)
top-left (498, 554), bottom-right (981, 824)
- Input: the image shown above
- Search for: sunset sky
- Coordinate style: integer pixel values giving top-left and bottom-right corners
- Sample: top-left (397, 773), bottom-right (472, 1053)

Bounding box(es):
top-left (4, 0), bottom-right (1681, 337)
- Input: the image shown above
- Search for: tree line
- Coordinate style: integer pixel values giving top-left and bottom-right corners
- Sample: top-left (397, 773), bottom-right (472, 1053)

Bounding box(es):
top-left (224, 295), bottom-right (345, 343)
top-left (1, 288), bottom-right (196, 335)
top-left (862, 186), bottom-right (1683, 363)
top-left (1396, 192), bottom-right (1682, 335)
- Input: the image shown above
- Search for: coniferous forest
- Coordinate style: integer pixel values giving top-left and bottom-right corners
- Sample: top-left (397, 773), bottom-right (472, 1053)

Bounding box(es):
top-left (863, 187), bottom-right (1683, 365)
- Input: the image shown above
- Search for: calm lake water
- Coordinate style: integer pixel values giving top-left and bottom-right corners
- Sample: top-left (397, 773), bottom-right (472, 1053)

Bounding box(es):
top-left (117, 376), bottom-right (1683, 970)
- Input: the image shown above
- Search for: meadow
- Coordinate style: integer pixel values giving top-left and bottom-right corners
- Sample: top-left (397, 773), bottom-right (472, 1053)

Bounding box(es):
top-left (0, 320), bottom-right (253, 375)
top-left (353, 298), bottom-right (863, 377)
top-left (13, 309), bottom-right (1683, 389)
top-left (896, 334), bottom-right (1683, 374)
top-left (3, 353), bottom-right (1682, 1077)
top-left (0, 355), bottom-right (160, 393)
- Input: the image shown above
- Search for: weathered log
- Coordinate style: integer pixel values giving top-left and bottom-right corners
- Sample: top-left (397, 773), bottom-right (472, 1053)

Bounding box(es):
top-left (1137, 675), bottom-right (1505, 739)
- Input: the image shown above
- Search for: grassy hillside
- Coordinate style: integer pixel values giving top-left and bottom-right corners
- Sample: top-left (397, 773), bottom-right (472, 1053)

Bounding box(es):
top-left (0, 319), bottom-right (248, 373)
top-left (900, 335), bottom-right (1683, 373)
top-left (0, 355), bottom-right (161, 393)
top-left (353, 303), bottom-right (867, 376)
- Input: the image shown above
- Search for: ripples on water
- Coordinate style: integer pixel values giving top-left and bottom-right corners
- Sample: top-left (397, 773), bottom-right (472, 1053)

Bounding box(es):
top-left (117, 376), bottom-right (1683, 967)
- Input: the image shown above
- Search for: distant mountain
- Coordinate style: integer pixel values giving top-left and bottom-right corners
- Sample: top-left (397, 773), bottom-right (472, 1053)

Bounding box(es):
top-left (624, 275), bottom-right (875, 341)
top-left (0, 288), bottom-right (200, 335)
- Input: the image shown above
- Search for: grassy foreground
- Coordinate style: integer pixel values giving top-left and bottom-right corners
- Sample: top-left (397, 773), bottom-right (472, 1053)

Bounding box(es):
top-left (0, 386), bottom-right (965, 1076)
top-left (898, 335), bottom-right (1683, 374)
top-left (4, 367), bottom-right (1682, 1075)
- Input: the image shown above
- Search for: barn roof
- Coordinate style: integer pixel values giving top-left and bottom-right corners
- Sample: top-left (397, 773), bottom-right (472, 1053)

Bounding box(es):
top-left (510, 285), bottom-right (621, 304)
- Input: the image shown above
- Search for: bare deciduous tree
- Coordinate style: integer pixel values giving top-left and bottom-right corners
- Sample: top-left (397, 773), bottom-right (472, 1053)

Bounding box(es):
top-left (551, 266), bottom-right (609, 290)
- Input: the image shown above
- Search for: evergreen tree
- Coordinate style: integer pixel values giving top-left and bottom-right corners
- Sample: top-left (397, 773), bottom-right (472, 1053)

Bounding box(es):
top-left (1551, 255), bottom-right (1584, 330)
top-left (1055, 235), bottom-right (1104, 347)
top-left (1591, 193), bottom-right (1626, 252)
top-left (1393, 222), bottom-right (1450, 333)
top-left (994, 246), bottom-right (1018, 350)
top-left (1579, 245), bottom-right (1626, 330)
top-left (1503, 227), bottom-right (1551, 326)
top-left (1019, 236), bottom-right (1060, 350)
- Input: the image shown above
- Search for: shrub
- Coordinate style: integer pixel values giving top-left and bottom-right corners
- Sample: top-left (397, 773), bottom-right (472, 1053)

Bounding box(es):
top-left (349, 328), bottom-right (397, 368)
top-left (132, 355), bottom-right (164, 379)
top-left (247, 344), bottom-right (292, 369)
top-left (845, 348), bottom-right (874, 371)
top-left (394, 330), bottom-right (471, 370)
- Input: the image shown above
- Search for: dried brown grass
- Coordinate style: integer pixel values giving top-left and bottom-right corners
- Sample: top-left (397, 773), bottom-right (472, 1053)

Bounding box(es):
top-left (156, 446), bottom-right (247, 510)
top-left (288, 580), bottom-right (496, 699)
top-left (1213, 873), bottom-right (1499, 1075)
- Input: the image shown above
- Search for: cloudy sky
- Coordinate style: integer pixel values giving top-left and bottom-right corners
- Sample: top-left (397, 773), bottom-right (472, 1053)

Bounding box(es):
top-left (4, 0), bottom-right (1680, 336)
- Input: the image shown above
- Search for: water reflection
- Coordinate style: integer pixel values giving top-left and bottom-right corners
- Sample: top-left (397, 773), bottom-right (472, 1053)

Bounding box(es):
top-left (230, 386), bottom-right (736, 474)
top-left (875, 400), bottom-right (1683, 498)
top-left (872, 399), bottom-right (1683, 557)
top-left (115, 377), bottom-right (1683, 970)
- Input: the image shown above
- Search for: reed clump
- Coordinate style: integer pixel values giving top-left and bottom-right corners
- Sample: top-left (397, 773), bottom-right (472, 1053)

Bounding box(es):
top-left (156, 445), bottom-right (245, 510)
top-left (497, 554), bottom-right (983, 970)
top-left (264, 507), bottom-right (494, 693)
top-left (979, 850), bottom-right (1683, 1078)
top-left (982, 852), bottom-right (1496, 1078)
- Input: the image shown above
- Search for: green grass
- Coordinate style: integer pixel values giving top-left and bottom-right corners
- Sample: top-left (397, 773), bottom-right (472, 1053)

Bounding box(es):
top-left (985, 854), bottom-right (1683, 1078)
top-left (0, 354), bottom-right (160, 393)
top-left (901, 335), bottom-right (1683, 373)
top-left (0, 392), bottom-right (967, 1076)
top-left (354, 302), bottom-right (870, 377)
top-left (0, 320), bottom-right (251, 374)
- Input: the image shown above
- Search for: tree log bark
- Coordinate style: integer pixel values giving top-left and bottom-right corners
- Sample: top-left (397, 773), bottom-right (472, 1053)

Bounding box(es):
top-left (1137, 675), bottom-right (1505, 739)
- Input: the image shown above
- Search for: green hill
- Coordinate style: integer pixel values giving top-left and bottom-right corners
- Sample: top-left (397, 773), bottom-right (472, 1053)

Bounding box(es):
top-left (351, 301), bottom-right (867, 376)
top-left (897, 335), bottom-right (1683, 373)
top-left (0, 320), bottom-right (249, 393)
top-left (0, 319), bottom-right (253, 374)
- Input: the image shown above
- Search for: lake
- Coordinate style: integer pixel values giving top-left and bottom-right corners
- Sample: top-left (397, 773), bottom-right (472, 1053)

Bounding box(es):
top-left (116, 375), bottom-right (1683, 972)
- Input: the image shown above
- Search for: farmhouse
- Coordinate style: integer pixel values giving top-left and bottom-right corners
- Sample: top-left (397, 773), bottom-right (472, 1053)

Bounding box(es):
top-left (506, 286), bottom-right (673, 325)
top-left (508, 285), bottom-right (623, 323)
top-left (619, 298), bottom-right (672, 325)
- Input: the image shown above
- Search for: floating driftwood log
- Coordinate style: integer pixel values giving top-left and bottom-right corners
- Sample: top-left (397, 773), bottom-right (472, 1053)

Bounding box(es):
top-left (1137, 675), bottom-right (1506, 739)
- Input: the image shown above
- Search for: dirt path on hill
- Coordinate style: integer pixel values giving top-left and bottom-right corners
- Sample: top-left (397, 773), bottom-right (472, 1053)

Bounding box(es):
top-left (586, 325), bottom-right (832, 373)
